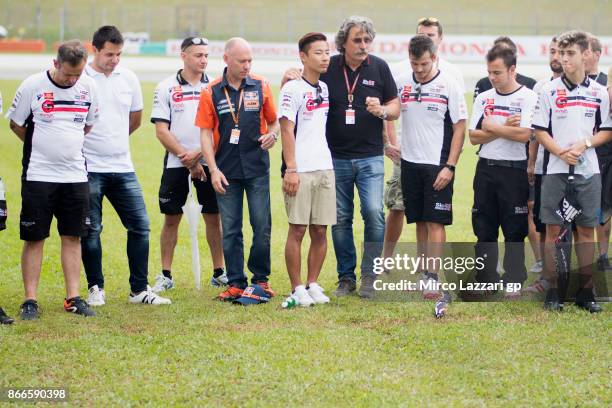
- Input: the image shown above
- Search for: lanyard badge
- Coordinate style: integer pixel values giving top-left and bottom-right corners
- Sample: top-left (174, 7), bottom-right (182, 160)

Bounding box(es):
top-left (223, 87), bottom-right (244, 144)
top-left (343, 66), bottom-right (359, 125)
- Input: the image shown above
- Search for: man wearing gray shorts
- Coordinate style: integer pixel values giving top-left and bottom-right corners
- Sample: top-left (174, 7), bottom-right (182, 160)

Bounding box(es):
top-left (533, 30), bottom-right (610, 313)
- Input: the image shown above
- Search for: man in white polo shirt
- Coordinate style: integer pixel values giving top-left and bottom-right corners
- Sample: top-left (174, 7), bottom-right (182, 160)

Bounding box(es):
top-left (469, 44), bottom-right (538, 296)
top-left (533, 30), bottom-right (609, 313)
top-left (150, 36), bottom-right (226, 292)
top-left (82, 26), bottom-right (170, 306)
top-left (396, 35), bottom-right (467, 299)
top-left (279, 32), bottom-right (334, 307)
top-left (8, 40), bottom-right (99, 319)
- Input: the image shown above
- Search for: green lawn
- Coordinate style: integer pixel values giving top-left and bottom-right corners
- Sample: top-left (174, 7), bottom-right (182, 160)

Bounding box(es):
top-left (0, 79), bottom-right (610, 406)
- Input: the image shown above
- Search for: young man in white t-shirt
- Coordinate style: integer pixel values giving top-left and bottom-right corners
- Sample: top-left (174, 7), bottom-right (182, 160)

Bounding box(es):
top-left (279, 33), bottom-right (335, 306)
top-left (150, 37), bottom-right (226, 293)
top-left (533, 31), bottom-right (610, 313)
top-left (396, 35), bottom-right (467, 299)
top-left (469, 45), bottom-right (538, 296)
top-left (8, 41), bottom-right (99, 320)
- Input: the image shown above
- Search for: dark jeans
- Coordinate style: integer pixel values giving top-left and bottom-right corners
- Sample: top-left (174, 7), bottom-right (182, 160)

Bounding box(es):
top-left (82, 172), bottom-right (150, 293)
top-left (216, 174), bottom-right (271, 289)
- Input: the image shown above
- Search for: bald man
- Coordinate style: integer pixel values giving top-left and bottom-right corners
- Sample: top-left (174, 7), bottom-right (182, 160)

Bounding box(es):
top-left (196, 38), bottom-right (280, 302)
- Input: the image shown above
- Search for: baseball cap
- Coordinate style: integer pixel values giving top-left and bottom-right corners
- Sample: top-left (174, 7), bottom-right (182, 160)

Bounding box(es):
top-left (233, 285), bottom-right (271, 306)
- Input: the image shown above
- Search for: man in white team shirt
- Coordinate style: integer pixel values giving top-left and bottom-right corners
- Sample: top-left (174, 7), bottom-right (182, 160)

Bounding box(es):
top-left (395, 35), bottom-right (467, 299)
top-left (469, 45), bottom-right (538, 296)
top-left (82, 26), bottom-right (170, 306)
top-left (150, 37), bottom-right (226, 292)
top-left (525, 36), bottom-right (563, 294)
top-left (533, 30), bottom-right (610, 313)
top-left (8, 41), bottom-right (99, 319)
top-left (382, 17), bottom-right (465, 262)
top-left (279, 32), bottom-right (335, 307)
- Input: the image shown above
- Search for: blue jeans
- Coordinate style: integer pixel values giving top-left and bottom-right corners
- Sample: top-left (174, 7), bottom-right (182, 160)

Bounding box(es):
top-left (81, 172), bottom-right (150, 293)
top-left (216, 174), bottom-right (271, 288)
top-left (332, 156), bottom-right (385, 282)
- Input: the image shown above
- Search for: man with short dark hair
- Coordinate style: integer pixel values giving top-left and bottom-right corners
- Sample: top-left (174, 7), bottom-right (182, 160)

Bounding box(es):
top-left (82, 26), bottom-right (170, 306)
top-left (395, 35), bottom-right (467, 299)
top-left (383, 17), bottom-right (465, 263)
top-left (280, 32), bottom-right (334, 307)
top-left (473, 36), bottom-right (537, 101)
top-left (533, 30), bottom-right (609, 312)
top-left (197, 37), bottom-right (279, 302)
top-left (469, 45), bottom-right (538, 295)
top-left (8, 40), bottom-right (99, 319)
top-left (151, 37), bottom-right (226, 293)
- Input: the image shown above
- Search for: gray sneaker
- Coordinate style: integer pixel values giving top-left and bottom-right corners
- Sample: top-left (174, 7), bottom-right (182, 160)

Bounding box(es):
top-left (358, 274), bottom-right (378, 299)
top-left (333, 279), bottom-right (356, 297)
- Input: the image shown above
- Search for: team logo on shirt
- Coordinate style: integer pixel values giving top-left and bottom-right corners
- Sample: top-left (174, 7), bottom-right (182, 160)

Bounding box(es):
top-left (41, 99), bottom-right (54, 113)
top-left (555, 89), bottom-right (567, 108)
top-left (171, 86), bottom-right (184, 103)
top-left (244, 91), bottom-right (260, 111)
top-left (362, 79), bottom-right (375, 86)
top-left (483, 98), bottom-right (495, 116)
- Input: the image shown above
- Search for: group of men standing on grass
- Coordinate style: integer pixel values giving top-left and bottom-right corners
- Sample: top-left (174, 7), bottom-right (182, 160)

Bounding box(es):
top-left (0, 15), bottom-right (611, 324)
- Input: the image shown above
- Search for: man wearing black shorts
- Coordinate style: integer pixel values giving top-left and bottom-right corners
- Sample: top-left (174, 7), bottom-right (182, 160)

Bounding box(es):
top-left (7, 41), bottom-right (99, 319)
top-left (395, 35), bottom-right (467, 299)
top-left (151, 37), bottom-right (226, 292)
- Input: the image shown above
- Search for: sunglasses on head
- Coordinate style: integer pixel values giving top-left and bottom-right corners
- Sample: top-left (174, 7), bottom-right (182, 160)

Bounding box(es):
top-left (415, 85), bottom-right (422, 103)
top-left (315, 84), bottom-right (324, 105)
top-left (182, 37), bottom-right (209, 51)
top-left (418, 17), bottom-right (439, 24)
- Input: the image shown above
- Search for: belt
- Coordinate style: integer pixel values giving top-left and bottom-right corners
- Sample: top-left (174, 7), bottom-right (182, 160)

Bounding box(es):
top-left (480, 158), bottom-right (528, 169)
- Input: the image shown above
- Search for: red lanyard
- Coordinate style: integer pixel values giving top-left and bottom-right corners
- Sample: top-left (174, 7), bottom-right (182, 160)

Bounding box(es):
top-left (343, 66), bottom-right (360, 108)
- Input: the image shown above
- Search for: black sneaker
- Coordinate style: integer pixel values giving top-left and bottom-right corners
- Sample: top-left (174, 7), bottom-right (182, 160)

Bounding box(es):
top-left (64, 296), bottom-right (96, 317)
top-left (543, 288), bottom-right (563, 312)
top-left (0, 307), bottom-right (15, 325)
top-left (333, 279), bottom-right (356, 297)
top-left (20, 299), bottom-right (39, 320)
top-left (575, 288), bottom-right (603, 313)
top-left (597, 254), bottom-right (612, 272)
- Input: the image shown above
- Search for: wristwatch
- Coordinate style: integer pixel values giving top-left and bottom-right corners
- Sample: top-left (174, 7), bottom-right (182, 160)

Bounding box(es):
top-left (444, 164), bottom-right (456, 172)
top-left (584, 138), bottom-right (592, 149)
top-left (379, 108), bottom-right (388, 120)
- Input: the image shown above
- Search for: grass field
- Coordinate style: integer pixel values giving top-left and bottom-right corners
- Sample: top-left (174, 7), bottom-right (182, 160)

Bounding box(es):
top-left (0, 78), bottom-right (610, 406)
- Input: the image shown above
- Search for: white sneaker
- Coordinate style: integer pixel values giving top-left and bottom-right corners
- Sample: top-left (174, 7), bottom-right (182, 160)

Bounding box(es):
top-left (151, 273), bottom-right (174, 293)
top-left (307, 282), bottom-right (330, 304)
top-left (87, 285), bottom-right (106, 306)
top-left (293, 285), bottom-right (314, 307)
top-left (129, 286), bottom-right (172, 305)
top-left (529, 260), bottom-right (543, 274)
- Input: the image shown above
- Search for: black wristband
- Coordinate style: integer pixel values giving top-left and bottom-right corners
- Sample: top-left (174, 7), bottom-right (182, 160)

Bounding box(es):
top-left (444, 164), bottom-right (456, 172)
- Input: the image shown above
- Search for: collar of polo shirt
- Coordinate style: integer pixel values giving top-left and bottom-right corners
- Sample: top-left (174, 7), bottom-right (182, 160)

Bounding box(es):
top-left (220, 67), bottom-right (256, 89)
top-left (561, 74), bottom-right (590, 91)
top-left (176, 69), bottom-right (208, 86)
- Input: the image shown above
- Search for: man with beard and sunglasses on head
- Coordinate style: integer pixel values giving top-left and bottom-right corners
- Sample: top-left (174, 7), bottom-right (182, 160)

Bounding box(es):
top-left (279, 33), bottom-right (335, 307)
top-left (524, 36), bottom-right (564, 294)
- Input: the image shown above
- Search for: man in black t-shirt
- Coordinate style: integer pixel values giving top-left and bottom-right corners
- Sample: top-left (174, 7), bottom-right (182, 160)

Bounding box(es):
top-left (473, 36), bottom-right (536, 101)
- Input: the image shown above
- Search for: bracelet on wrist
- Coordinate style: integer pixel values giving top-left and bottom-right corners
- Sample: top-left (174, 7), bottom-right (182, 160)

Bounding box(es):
top-left (285, 168), bottom-right (297, 174)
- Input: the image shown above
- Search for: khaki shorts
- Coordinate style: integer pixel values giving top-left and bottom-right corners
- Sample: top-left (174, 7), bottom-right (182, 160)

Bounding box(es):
top-left (284, 170), bottom-right (336, 225)
top-left (384, 162), bottom-right (404, 211)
